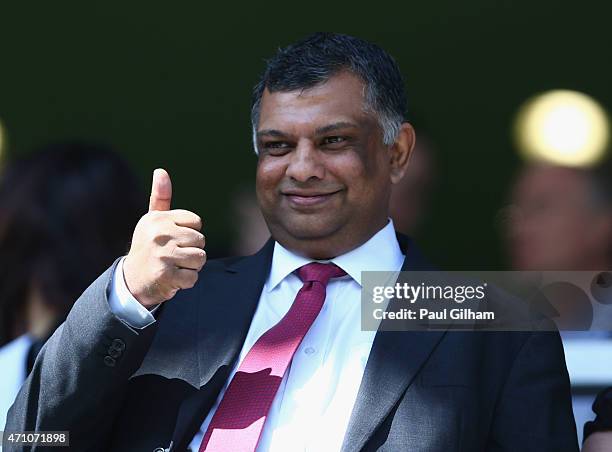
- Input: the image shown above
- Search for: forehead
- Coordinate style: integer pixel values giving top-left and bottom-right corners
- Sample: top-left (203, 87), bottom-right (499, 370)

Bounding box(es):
top-left (513, 166), bottom-right (587, 201)
top-left (257, 71), bottom-right (371, 133)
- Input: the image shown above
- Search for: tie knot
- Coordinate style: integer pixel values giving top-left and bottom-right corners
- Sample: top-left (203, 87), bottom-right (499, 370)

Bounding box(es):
top-left (297, 262), bottom-right (346, 286)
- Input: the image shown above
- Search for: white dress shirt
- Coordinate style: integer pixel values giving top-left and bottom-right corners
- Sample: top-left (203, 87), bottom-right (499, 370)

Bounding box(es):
top-left (108, 220), bottom-right (404, 452)
top-left (0, 334), bottom-right (33, 430)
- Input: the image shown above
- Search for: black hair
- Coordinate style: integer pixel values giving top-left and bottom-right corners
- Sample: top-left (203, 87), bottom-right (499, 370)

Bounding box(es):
top-left (251, 32), bottom-right (407, 148)
top-left (0, 142), bottom-right (146, 344)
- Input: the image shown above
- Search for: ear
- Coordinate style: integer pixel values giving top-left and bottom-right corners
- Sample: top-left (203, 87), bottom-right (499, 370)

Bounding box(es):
top-left (389, 122), bottom-right (416, 184)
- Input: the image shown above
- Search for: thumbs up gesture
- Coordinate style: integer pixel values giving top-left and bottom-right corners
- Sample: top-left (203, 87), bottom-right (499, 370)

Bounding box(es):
top-left (123, 169), bottom-right (206, 307)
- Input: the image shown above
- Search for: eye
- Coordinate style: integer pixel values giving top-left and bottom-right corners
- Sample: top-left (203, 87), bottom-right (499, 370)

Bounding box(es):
top-left (265, 141), bottom-right (289, 148)
top-left (261, 141), bottom-right (293, 155)
top-left (323, 136), bottom-right (346, 145)
top-left (321, 136), bottom-right (353, 149)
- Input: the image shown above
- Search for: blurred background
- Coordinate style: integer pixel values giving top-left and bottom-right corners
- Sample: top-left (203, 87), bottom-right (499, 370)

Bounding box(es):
top-left (0, 1), bottom-right (609, 267)
top-left (1, 0), bottom-right (611, 444)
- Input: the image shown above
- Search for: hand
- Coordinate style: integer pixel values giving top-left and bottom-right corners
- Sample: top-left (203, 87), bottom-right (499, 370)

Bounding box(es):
top-left (123, 169), bottom-right (206, 307)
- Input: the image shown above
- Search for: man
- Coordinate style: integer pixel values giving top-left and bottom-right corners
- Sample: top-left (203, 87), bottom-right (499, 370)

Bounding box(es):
top-left (0, 142), bottom-right (144, 432)
top-left (506, 163), bottom-right (612, 272)
top-left (503, 162), bottom-right (612, 449)
top-left (5, 33), bottom-right (578, 451)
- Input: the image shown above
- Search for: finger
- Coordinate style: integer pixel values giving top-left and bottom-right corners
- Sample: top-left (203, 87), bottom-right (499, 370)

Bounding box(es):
top-left (173, 226), bottom-right (205, 248)
top-left (168, 209), bottom-right (202, 231)
top-left (173, 268), bottom-right (199, 290)
top-left (149, 168), bottom-right (172, 212)
top-left (169, 247), bottom-right (207, 270)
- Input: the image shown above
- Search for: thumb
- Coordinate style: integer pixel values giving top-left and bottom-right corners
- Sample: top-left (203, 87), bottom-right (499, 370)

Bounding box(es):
top-left (149, 168), bottom-right (172, 211)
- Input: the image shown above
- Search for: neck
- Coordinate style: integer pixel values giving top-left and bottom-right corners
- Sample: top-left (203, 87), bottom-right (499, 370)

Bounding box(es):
top-left (275, 217), bottom-right (389, 260)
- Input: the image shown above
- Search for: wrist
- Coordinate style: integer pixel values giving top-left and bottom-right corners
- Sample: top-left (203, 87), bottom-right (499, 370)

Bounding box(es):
top-left (122, 256), bottom-right (162, 308)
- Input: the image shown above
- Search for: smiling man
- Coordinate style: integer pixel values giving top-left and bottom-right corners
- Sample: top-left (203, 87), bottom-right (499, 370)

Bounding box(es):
top-left (255, 69), bottom-right (411, 260)
top-left (6, 33), bottom-right (578, 452)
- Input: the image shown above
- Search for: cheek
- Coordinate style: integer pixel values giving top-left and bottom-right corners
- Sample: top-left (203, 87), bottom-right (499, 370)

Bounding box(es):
top-left (337, 152), bottom-right (389, 198)
top-left (256, 158), bottom-right (286, 196)
top-left (331, 148), bottom-right (376, 179)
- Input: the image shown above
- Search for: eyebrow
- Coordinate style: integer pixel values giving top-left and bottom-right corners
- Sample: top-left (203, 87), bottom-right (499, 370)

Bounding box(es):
top-left (256, 129), bottom-right (287, 139)
top-left (314, 121), bottom-right (359, 135)
top-left (256, 121), bottom-right (359, 140)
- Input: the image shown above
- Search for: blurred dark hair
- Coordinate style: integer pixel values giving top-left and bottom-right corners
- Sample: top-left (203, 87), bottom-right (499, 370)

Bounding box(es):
top-left (251, 32), bottom-right (407, 148)
top-left (0, 142), bottom-right (145, 345)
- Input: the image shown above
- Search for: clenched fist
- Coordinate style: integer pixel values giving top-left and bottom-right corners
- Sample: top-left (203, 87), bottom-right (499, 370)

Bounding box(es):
top-left (123, 169), bottom-right (206, 307)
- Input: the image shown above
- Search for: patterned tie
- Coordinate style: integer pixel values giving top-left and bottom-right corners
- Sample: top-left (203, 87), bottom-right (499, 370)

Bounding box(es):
top-left (199, 262), bottom-right (347, 452)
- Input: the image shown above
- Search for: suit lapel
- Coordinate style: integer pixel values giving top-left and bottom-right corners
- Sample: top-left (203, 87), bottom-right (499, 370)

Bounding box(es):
top-left (340, 330), bottom-right (446, 452)
top-left (195, 239), bottom-right (274, 389)
top-left (170, 238), bottom-right (274, 450)
top-left (341, 234), bottom-right (447, 452)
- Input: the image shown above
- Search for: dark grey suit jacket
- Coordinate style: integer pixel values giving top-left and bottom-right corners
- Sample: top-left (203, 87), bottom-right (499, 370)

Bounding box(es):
top-left (4, 235), bottom-right (579, 451)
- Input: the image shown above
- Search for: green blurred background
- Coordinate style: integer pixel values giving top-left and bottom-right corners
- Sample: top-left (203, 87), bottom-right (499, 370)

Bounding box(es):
top-left (1, 1), bottom-right (610, 268)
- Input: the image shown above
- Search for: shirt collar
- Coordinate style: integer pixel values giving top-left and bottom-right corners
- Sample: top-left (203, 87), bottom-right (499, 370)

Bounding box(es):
top-left (265, 219), bottom-right (405, 291)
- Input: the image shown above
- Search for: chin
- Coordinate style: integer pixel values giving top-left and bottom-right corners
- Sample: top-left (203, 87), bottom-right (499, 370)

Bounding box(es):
top-left (286, 224), bottom-right (338, 240)
top-left (278, 215), bottom-right (343, 241)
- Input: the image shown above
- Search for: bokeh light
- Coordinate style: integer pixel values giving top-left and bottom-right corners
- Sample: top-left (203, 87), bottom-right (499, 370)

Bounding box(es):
top-left (514, 90), bottom-right (610, 167)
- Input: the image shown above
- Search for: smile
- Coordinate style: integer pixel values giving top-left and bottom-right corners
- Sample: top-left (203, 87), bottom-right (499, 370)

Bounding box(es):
top-left (283, 190), bottom-right (342, 207)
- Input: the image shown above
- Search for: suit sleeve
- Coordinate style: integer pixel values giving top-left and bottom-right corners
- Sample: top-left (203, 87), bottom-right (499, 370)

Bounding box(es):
top-left (3, 259), bottom-right (161, 451)
top-left (107, 256), bottom-right (159, 329)
top-left (487, 330), bottom-right (579, 452)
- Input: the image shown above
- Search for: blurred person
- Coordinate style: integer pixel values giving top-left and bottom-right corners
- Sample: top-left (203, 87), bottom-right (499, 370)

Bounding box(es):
top-left (6, 33), bottom-right (578, 452)
top-left (0, 142), bottom-right (145, 430)
top-left (230, 185), bottom-right (271, 256)
top-left (505, 163), bottom-right (612, 272)
top-left (503, 161), bottom-right (612, 446)
top-left (389, 130), bottom-right (435, 237)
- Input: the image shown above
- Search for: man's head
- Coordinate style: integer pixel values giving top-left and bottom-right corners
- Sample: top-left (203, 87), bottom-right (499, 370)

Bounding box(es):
top-left (252, 33), bottom-right (415, 259)
top-left (389, 133), bottom-right (436, 236)
top-left (0, 142), bottom-right (145, 342)
top-left (506, 163), bottom-right (612, 271)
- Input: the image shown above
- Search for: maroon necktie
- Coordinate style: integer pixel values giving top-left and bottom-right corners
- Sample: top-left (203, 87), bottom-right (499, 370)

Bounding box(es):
top-left (199, 262), bottom-right (346, 452)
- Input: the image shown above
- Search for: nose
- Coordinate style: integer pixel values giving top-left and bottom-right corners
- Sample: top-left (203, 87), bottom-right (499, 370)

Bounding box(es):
top-left (285, 139), bottom-right (325, 182)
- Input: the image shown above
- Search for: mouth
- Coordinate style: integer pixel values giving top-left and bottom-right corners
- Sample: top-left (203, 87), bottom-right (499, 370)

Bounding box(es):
top-left (282, 189), bottom-right (343, 207)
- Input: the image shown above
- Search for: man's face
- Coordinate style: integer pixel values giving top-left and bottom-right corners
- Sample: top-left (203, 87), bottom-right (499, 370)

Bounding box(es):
top-left (507, 165), bottom-right (609, 270)
top-left (255, 72), bottom-right (398, 258)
